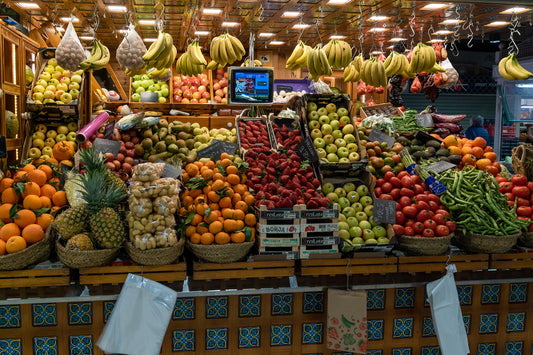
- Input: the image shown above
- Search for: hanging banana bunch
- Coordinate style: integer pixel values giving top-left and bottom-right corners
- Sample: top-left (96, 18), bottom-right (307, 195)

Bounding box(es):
top-left (175, 40), bottom-right (208, 76)
top-left (241, 59), bottom-right (263, 67)
top-left (408, 43), bottom-right (437, 74)
top-left (286, 41), bottom-right (311, 70)
top-left (142, 31), bottom-right (177, 70)
top-left (383, 51), bottom-right (411, 77)
top-left (208, 34), bottom-right (245, 69)
top-left (343, 53), bottom-right (364, 82)
top-left (125, 65), bottom-right (147, 77)
top-left (307, 44), bottom-right (332, 82)
top-left (360, 56), bottom-right (387, 88)
top-left (498, 53), bottom-right (533, 80)
top-left (78, 40), bottom-right (110, 71)
top-left (323, 39), bottom-right (352, 69)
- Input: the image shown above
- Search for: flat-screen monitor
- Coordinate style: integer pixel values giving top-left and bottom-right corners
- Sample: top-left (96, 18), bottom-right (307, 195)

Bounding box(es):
top-left (228, 67), bottom-right (274, 105)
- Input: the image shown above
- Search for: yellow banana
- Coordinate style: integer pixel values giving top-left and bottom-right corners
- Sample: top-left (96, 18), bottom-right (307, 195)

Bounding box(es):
top-left (307, 47), bottom-right (318, 80)
top-left (206, 60), bottom-right (219, 71)
top-left (143, 31), bottom-right (166, 61)
top-left (510, 54), bottom-right (533, 79)
top-left (286, 41), bottom-right (304, 67)
top-left (224, 36), bottom-right (238, 64)
top-left (505, 54), bottom-right (529, 80)
top-left (210, 37), bottom-right (220, 63)
top-left (227, 35), bottom-right (245, 58)
top-left (409, 45), bottom-right (420, 73)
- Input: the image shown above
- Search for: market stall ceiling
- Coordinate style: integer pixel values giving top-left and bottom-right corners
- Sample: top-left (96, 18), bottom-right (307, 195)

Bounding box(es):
top-left (9, 0), bottom-right (533, 53)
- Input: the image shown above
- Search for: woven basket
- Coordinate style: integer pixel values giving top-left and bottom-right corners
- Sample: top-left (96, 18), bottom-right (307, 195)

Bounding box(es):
top-left (455, 229), bottom-right (520, 254)
top-left (186, 240), bottom-right (254, 263)
top-left (126, 238), bottom-right (185, 266)
top-left (0, 226), bottom-right (54, 271)
top-left (397, 234), bottom-right (453, 256)
top-left (511, 145), bottom-right (533, 179)
top-left (518, 231), bottom-right (533, 248)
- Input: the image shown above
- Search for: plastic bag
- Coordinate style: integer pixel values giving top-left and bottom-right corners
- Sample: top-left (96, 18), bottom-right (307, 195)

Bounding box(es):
top-left (97, 273), bottom-right (177, 355)
top-left (116, 112), bottom-right (145, 131)
top-left (55, 20), bottom-right (86, 71)
top-left (436, 59), bottom-right (459, 89)
top-left (310, 79), bottom-right (333, 95)
top-left (116, 24), bottom-right (147, 70)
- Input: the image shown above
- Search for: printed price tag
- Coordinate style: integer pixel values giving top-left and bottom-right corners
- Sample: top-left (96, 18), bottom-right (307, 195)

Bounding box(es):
top-left (373, 199), bottom-right (397, 224)
top-left (93, 138), bottom-right (121, 157)
top-left (368, 129), bottom-right (395, 148)
top-left (426, 161), bottom-right (456, 174)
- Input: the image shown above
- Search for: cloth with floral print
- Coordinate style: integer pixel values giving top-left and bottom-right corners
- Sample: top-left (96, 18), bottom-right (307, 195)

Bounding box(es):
top-left (327, 289), bottom-right (367, 354)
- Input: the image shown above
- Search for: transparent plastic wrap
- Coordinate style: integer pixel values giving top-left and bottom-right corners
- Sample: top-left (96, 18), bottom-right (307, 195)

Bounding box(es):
top-left (436, 59), bottom-right (459, 89)
top-left (129, 178), bottom-right (180, 198)
top-left (153, 195), bottom-right (179, 216)
top-left (132, 163), bottom-right (165, 182)
top-left (116, 24), bottom-right (147, 70)
top-left (55, 21), bottom-right (86, 71)
top-left (132, 228), bottom-right (178, 250)
top-left (128, 196), bottom-right (153, 218)
top-left (309, 79), bottom-right (333, 94)
top-left (116, 112), bottom-right (145, 130)
top-left (128, 213), bottom-right (176, 240)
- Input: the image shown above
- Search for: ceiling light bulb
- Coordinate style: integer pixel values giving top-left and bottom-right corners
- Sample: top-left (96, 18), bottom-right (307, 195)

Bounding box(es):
top-left (501, 7), bottom-right (530, 14)
top-left (330, 35), bottom-right (346, 39)
top-left (195, 31), bottom-right (210, 36)
top-left (203, 8), bottom-right (222, 15)
top-left (259, 33), bottom-right (275, 37)
top-left (60, 17), bottom-right (79, 22)
top-left (389, 37), bottom-right (405, 42)
top-left (270, 41), bottom-right (285, 45)
top-left (421, 3), bottom-right (448, 10)
top-left (222, 22), bottom-right (239, 27)
top-left (79, 36), bottom-right (94, 40)
top-left (138, 19), bottom-right (156, 25)
top-left (327, 0), bottom-right (351, 4)
top-left (143, 38), bottom-right (158, 42)
top-left (15, 2), bottom-right (40, 9)
top-left (429, 38), bottom-right (445, 43)
top-left (440, 19), bottom-right (463, 25)
top-left (370, 51), bottom-right (382, 55)
top-left (107, 5), bottom-right (127, 12)
top-left (434, 30), bottom-right (453, 35)
top-left (282, 11), bottom-right (301, 17)
top-left (485, 21), bottom-right (510, 27)
top-left (368, 16), bottom-right (389, 21)
top-left (293, 24), bottom-right (310, 29)
top-left (369, 27), bottom-right (387, 32)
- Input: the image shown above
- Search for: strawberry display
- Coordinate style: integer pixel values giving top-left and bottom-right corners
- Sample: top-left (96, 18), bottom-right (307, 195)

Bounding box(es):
top-left (272, 123), bottom-right (303, 150)
top-left (238, 120), bottom-right (271, 150)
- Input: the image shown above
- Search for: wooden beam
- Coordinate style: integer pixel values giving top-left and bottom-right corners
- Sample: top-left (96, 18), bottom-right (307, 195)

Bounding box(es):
top-left (93, 0), bottom-right (120, 45)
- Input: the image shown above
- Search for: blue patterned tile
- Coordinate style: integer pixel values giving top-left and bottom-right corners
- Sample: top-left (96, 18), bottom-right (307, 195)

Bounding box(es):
top-left (0, 338), bottom-right (21, 355)
top-left (33, 304), bottom-right (57, 327)
top-left (368, 319), bottom-right (384, 340)
top-left (332, 353), bottom-right (353, 355)
top-left (366, 351), bottom-right (383, 355)
top-left (481, 284), bottom-right (501, 304)
top-left (172, 330), bottom-right (195, 352)
top-left (457, 285), bottom-right (473, 305)
top-left (507, 312), bottom-right (525, 332)
top-left (206, 328), bottom-right (227, 350)
top-left (422, 346), bottom-right (440, 355)
top-left (173, 298), bottom-right (195, 320)
top-left (394, 288), bottom-right (415, 308)
top-left (271, 293), bottom-right (293, 315)
top-left (239, 295), bottom-right (261, 317)
top-left (103, 301), bottom-right (114, 323)
top-left (303, 292), bottom-right (324, 313)
top-left (505, 341), bottom-right (523, 354)
top-left (480, 314), bottom-right (499, 334)
top-left (393, 317), bottom-right (413, 338)
top-left (422, 316), bottom-right (435, 337)
top-left (69, 335), bottom-right (92, 355)
top-left (302, 322), bottom-right (323, 344)
top-left (271, 324), bottom-right (292, 346)
top-left (509, 283), bottom-right (527, 303)
top-left (0, 306), bottom-right (20, 328)
top-left (464, 314), bottom-right (472, 334)
top-left (367, 289), bottom-right (385, 310)
top-left (393, 348), bottom-right (412, 355)
top-left (68, 303), bottom-right (92, 325)
top-left (477, 343), bottom-right (496, 355)
top-left (238, 326), bottom-right (260, 348)
top-left (33, 336), bottom-right (57, 355)
top-left (206, 296), bottom-right (228, 319)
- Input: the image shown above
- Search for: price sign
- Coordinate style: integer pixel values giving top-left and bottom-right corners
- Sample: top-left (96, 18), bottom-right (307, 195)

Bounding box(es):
top-left (198, 140), bottom-right (239, 160)
top-left (373, 198), bottom-right (396, 224)
top-left (0, 136), bottom-right (6, 158)
top-left (295, 137), bottom-right (319, 163)
top-left (104, 121), bottom-right (115, 139)
top-left (368, 129), bottom-right (395, 148)
top-left (415, 130), bottom-right (443, 143)
top-left (219, 141), bottom-right (238, 155)
top-left (426, 161), bottom-right (456, 174)
top-left (93, 138), bottom-right (121, 157)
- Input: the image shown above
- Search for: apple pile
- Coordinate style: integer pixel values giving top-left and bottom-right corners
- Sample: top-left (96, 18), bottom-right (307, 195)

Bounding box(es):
top-left (238, 120), bottom-right (272, 150)
top-left (212, 69), bottom-right (228, 104)
top-left (131, 74), bottom-right (169, 103)
top-left (30, 58), bottom-right (82, 105)
top-left (172, 74), bottom-right (210, 104)
top-left (29, 122), bottom-right (78, 161)
top-left (272, 123), bottom-right (303, 150)
top-left (357, 127), bottom-right (405, 178)
top-left (306, 101), bottom-right (361, 163)
top-left (374, 171), bottom-right (455, 238)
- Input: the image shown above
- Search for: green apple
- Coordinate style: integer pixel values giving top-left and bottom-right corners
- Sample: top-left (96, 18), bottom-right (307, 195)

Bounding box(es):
top-left (37, 79), bottom-right (48, 88)
top-left (314, 137), bottom-right (325, 148)
top-left (67, 122), bottom-right (78, 131)
top-left (339, 221), bottom-right (350, 231)
top-left (339, 157), bottom-right (350, 163)
top-left (36, 124), bottom-right (47, 133)
top-left (346, 216), bottom-right (359, 228)
top-left (42, 146), bottom-right (53, 156)
top-left (33, 85), bottom-right (45, 93)
top-left (46, 130), bottom-right (57, 139)
top-left (326, 192), bottom-right (339, 202)
top-left (69, 81), bottom-right (80, 90)
top-left (33, 131), bottom-right (45, 140)
top-left (60, 92), bottom-right (73, 104)
top-left (55, 134), bottom-right (67, 142)
top-left (337, 147), bottom-right (349, 158)
top-left (352, 236), bottom-right (364, 245)
top-left (328, 112), bottom-right (339, 121)
top-left (335, 138), bottom-right (346, 147)
top-left (48, 58), bottom-right (58, 67)
top-left (66, 132), bottom-right (77, 142)
top-left (317, 148), bottom-right (327, 159)
top-left (355, 211), bottom-right (368, 222)
top-left (334, 187), bottom-right (347, 197)
top-left (44, 138), bottom-right (56, 147)
top-left (311, 128), bottom-right (322, 139)
top-left (323, 183), bottom-right (335, 194)
top-left (365, 237), bottom-right (378, 244)
top-left (148, 84), bottom-right (159, 92)
top-left (133, 75), bottom-right (142, 81)
top-left (339, 229), bottom-right (351, 240)
top-left (51, 71), bottom-right (61, 80)
top-left (364, 204), bottom-right (374, 217)
top-left (71, 74), bottom-right (82, 83)
top-left (45, 85), bottom-right (56, 93)
top-left (346, 143), bottom-right (358, 153)
top-left (344, 134), bottom-right (356, 144)
top-left (57, 125), bottom-right (69, 135)
top-left (337, 107), bottom-right (349, 117)
top-left (160, 87), bottom-right (169, 97)
top-left (307, 102), bottom-right (318, 112)
top-left (55, 90), bottom-right (65, 100)
top-left (28, 147), bottom-right (41, 159)
top-left (377, 237), bottom-right (390, 244)
top-left (342, 124), bottom-right (355, 135)
top-left (343, 183), bottom-right (355, 192)
top-left (326, 103), bottom-right (337, 113)
top-left (308, 111), bottom-right (319, 120)
top-left (356, 185), bottom-right (369, 197)
top-left (325, 144), bottom-right (337, 154)
top-left (39, 72), bottom-right (51, 81)
top-left (158, 96), bottom-right (167, 103)
top-left (57, 83), bottom-right (68, 92)
top-left (132, 81), bottom-right (141, 91)
top-left (132, 93), bottom-right (141, 102)
top-left (360, 196), bottom-right (373, 207)
top-left (342, 206), bottom-right (356, 218)
top-left (369, 216), bottom-right (379, 227)
top-left (338, 197), bottom-right (350, 209)
top-left (329, 120), bottom-right (340, 130)
top-left (321, 123), bottom-right (333, 135)
top-left (350, 226), bottom-right (363, 238)
top-left (327, 153), bottom-right (339, 162)
top-left (352, 202), bottom-right (363, 212)
top-left (339, 115), bottom-right (351, 126)
top-left (32, 138), bottom-right (44, 149)
top-left (347, 190), bottom-right (360, 203)
top-left (359, 220), bottom-right (372, 230)
top-left (33, 92), bottom-right (44, 102)
top-left (69, 89), bottom-right (79, 99)
top-left (338, 214), bottom-right (346, 222)
top-left (43, 98), bottom-right (55, 104)
top-left (317, 107), bottom-right (328, 116)
top-left (60, 76), bottom-right (70, 85)
top-left (323, 134), bottom-right (334, 145)
top-left (332, 130), bottom-right (343, 139)
top-left (363, 229), bottom-right (375, 240)
top-left (348, 152), bottom-right (360, 162)
top-left (308, 120), bottom-right (320, 130)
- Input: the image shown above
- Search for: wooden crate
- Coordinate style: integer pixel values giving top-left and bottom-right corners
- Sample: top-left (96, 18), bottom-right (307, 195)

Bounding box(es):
top-left (210, 116), bottom-right (236, 129)
top-left (299, 204), bottom-right (340, 259)
top-left (0, 267), bottom-right (71, 299)
top-left (397, 254), bottom-right (489, 273)
top-left (489, 252), bottom-right (533, 271)
top-left (256, 205), bottom-right (303, 253)
top-left (360, 102), bottom-right (403, 118)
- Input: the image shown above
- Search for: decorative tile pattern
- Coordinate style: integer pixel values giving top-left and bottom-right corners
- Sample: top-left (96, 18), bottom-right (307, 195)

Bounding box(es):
top-left (205, 297), bottom-right (228, 319)
top-left (33, 304), bottom-right (57, 327)
top-left (393, 318), bottom-right (414, 338)
top-left (366, 351), bottom-right (383, 355)
top-left (392, 348), bottom-right (412, 355)
top-left (33, 336), bottom-right (58, 355)
top-left (239, 295), bottom-right (261, 317)
top-left (172, 330), bottom-right (195, 352)
top-left (0, 338), bottom-right (22, 355)
top-left (103, 301), bottom-right (114, 323)
top-left (507, 313), bottom-right (525, 332)
top-left (271, 293), bottom-right (293, 315)
top-left (206, 328), bottom-right (228, 350)
top-left (481, 284), bottom-right (501, 304)
top-left (422, 316), bottom-right (435, 337)
top-left (302, 322), bottom-right (323, 344)
top-left (509, 283), bottom-right (527, 303)
top-left (457, 285), bottom-right (473, 305)
top-left (422, 347), bottom-right (440, 355)
top-left (394, 288), bottom-right (415, 308)
top-left (368, 319), bottom-right (384, 340)
top-left (505, 341), bottom-right (523, 354)
top-left (477, 342), bottom-right (496, 355)
top-left (173, 298), bottom-right (195, 320)
top-left (303, 292), bottom-right (324, 313)
top-left (68, 303), bottom-right (92, 325)
top-left (0, 306), bottom-right (21, 328)
top-left (271, 324), bottom-right (292, 346)
top-left (238, 326), bottom-right (260, 348)
top-left (69, 335), bottom-right (92, 355)
top-left (479, 314), bottom-right (499, 334)
top-left (367, 289), bottom-right (385, 310)
top-left (464, 314), bottom-right (472, 334)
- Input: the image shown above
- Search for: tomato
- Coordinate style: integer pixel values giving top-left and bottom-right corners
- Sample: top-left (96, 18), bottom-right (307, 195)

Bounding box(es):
top-left (396, 202), bottom-right (402, 211)
top-left (397, 171), bottom-right (410, 180)
top-left (423, 228), bottom-right (435, 238)
top-left (445, 221), bottom-right (456, 232)
top-left (390, 177), bottom-right (402, 188)
top-left (417, 209), bottom-right (433, 222)
top-left (435, 209), bottom-right (450, 218)
top-left (411, 175), bottom-right (421, 185)
top-left (413, 222), bottom-right (425, 234)
top-left (517, 206), bottom-right (532, 217)
top-left (404, 226), bottom-right (415, 236)
top-left (421, 182), bottom-right (428, 190)
top-left (528, 181), bottom-right (533, 194)
top-left (504, 192), bottom-right (514, 201)
top-left (427, 194), bottom-right (441, 204)
top-left (399, 196), bottom-right (412, 208)
top-left (517, 197), bottom-right (530, 207)
top-left (428, 200), bottom-right (440, 212)
top-left (401, 176), bottom-right (413, 188)
top-left (433, 213), bottom-right (449, 225)
top-left (413, 184), bottom-right (425, 195)
top-left (402, 205), bottom-right (418, 218)
top-left (395, 211), bottom-right (406, 225)
top-left (511, 174), bottom-right (528, 187)
top-left (413, 194), bottom-right (428, 203)
top-left (374, 187), bottom-right (383, 197)
top-left (496, 176), bottom-right (508, 185)
top-left (400, 188), bottom-right (414, 198)
top-left (509, 200), bottom-right (515, 207)
top-left (392, 224), bottom-right (405, 236)
top-left (423, 219), bottom-right (437, 230)
top-left (384, 171), bottom-right (396, 182)
top-left (498, 182), bottom-right (513, 193)
top-left (390, 188), bottom-right (401, 200)
top-left (512, 186), bottom-right (530, 198)
top-left (382, 182), bottom-right (393, 193)
top-left (435, 225), bottom-right (450, 237)
top-left (405, 219), bottom-right (415, 227)
top-left (518, 216), bottom-right (530, 221)
top-left (375, 178), bottom-right (385, 187)
top-left (379, 194), bottom-right (394, 201)
top-left (529, 223), bottom-right (533, 233)
top-left (414, 200), bottom-right (430, 211)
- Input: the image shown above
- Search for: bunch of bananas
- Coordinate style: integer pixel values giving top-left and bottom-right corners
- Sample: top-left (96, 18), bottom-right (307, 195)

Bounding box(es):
top-left (409, 43), bottom-right (436, 73)
top-left (142, 31), bottom-right (177, 71)
top-left (384, 51), bottom-right (410, 77)
top-left (78, 40), bottom-right (110, 71)
top-left (323, 39), bottom-right (352, 69)
top-left (360, 56), bottom-right (387, 88)
top-left (498, 53), bottom-right (533, 80)
top-left (343, 54), bottom-right (364, 82)
top-left (241, 59), bottom-right (263, 67)
top-left (125, 66), bottom-right (147, 77)
top-left (147, 67), bottom-right (171, 80)
top-left (307, 44), bottom-right (332, 81)
top-left (286, 41), bottom-right (311, 70)
top-left (209, 34), bottom-right (246, 68)
top-left (176, 40), bottom-right (207, 76)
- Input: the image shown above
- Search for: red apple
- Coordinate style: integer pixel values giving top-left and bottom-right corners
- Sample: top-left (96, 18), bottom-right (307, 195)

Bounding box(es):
top-left (199, 98), bottom-right (208, 104)
top-left (116, 153), bottom-right (125, 162)
top-left (183, 90), bottom-right (192, 99)
top-left (190, 98), bottom-right (198, 104)
top-left (201, 91), bottom-right (210, 99)
top-left (190, 85), bottom-right (197, 92)
top-left (105, 162), bottom-right (116, 171)
top-left (192, 92), bottom-right (201, 100)
top-left (223, 87), bottom-right (228, 95)
top-left (214, 95), bottom-right (221, 103)
top-left (125, 142), bottom-right (135, 149)
top-left (215, 89), bottom-right (224, 97)
top-left (180, 85), bottom-right (188, 92)
top-left (213, 83), bottom-right (221, 90)
top-left (122, 163), bottom-right (132, 174)
top-left (119, 146), bottom-right (127, 154)
top-left (201, 78), bottom-right (209, 86)
top-left (124, 157), bottom-right (134, 165)
top-left (174, 95), bottom-right (182, 103)
top-left (182, 98), bottom-right (190, 104)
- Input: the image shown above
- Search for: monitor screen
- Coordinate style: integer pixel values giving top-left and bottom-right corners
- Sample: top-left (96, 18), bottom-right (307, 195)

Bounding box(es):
top-left (228, 67), bottom-right (274, 105)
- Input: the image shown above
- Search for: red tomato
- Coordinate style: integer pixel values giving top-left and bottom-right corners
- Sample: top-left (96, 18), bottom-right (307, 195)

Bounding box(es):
top-left (421, 182), bottom-right (428, 190)
top-left (528, 223), bottom-right (533, 233)
top-left (517, 197), bottom-right (530, 207)
top-left (528, 181), bottom-right (533, 193)
top-left (404, 226), bottom-right (415, 236)
top-left (395, 211), bottom-right (406, 225)
top-left (435, 209), bottom-right (450, 218)
top-left (396, 202), bottom-right (402, 211)
top-left (382, 182), bottom-right (393, 193)
top-left (384, 171), bottom-right (396, 182)
top-left (389, 188), bottom-right (400, 200)
top-left (405, 219), bottom-right (415, 227)
top-left (424, 219), bottom-right (437, 230)
top-left (428, 200), bottom-right (440, 212)
top-left (445, 221), bottom-right (456, 232)
top-left (413, 194), bottom-right (428, 203)
top-left (427, 194), bottom-right (441, 204)
top-left (435, 225), bottom-right (450, 237)
top-left (390, 177), bottom-right (402, 188)
top-left (400, 188), bottom-right (415, 198)
top-left (423, 228), bottom-right (435, 237)
top-left (433, 213), bottom-right (449, 225)
top-left (413, 222), bottom-right (425, 234)
top-left (512, 174), bottom-right (528, 186)
top-left (401, 176), bottom-right (413, 188)
top-left (375, 178), bottom-right (385, 187)
top-left (504, 192), bottom-right (514, 201)
top-left (414, 200), bottom-right (430, 211)
top-left (499, 182), bottom-right (513, 193)
top-left (413, 184), bottom-right (425, 195)
top-left (392, 224), bottom-right (405, 236)
top-left (512, 186), bottom-right (530, 198)
top-left (397, 171), bottom-right (410, 180)
top-left (518, 216), bottom-right (530, 221)
top-left (509, 200), bottom-right (515, 207)
top-left (379, 194), bottom-right (394, 201)
top-left (517, 206), bottom-right (532, 217)
top-left (417, 209), bottom-right (433, 222)
top-left (496, 176), bottom-right (508, 185)
top-left (399, 196), bottom-right (412, 208)
top-left (411, 175), bottom-right (421, 185)
top-left (402, 205), bottom-right (418, 218)
top-left (374, 187), bottom-right (383, 197)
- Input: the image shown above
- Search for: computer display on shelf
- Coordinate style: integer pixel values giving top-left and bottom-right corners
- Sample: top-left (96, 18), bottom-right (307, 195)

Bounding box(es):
top-left (228, 66), bottom-right (274, 105)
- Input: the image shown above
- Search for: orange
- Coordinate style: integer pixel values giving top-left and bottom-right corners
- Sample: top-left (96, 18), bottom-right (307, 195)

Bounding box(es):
top-left (59, 160), bottom-right (73, 170)
top-left (193, 161), bottom-right (204, 170)
top-left (36, 213), bottom-right (54, 231)
top-left (222, 208), bottom-right (236, 219)
top-left (205, 160), bottom-right (216, 170)
top-left (472, 136), bottom-right (487, 148)
top-left (219, 197), bottom-right (232, 209)
top-left (485, 165), bottom-right (499, 176)
top-left (484, 146), bottom-right (494, 153)
top-left (211, 179), bottom-right (225, 191)
top-left (13, 170), bottom-right (27, 182)
top-left (244, 214), bottom-right (257, 227)
top-left (51, 206), bottom-right (60, 213)
top-left (483, 152), bottom-right (497, 162)
top-left (190, 233), bottom-right (201, 244)
top-left (23, 195), bottom-right (42, 210)
top-left (0, 178), bottom-right (14, 193)
top-left (21, 164), bottom-right (36, 173)
top-left (233, 184), bottom-right (248, 195)
top-left (1, 188), bottom-right (19, 204)
top-left (0, 239), bottom-right (5, 256)
top-left (223, 219), bottom-right (240, 232)
top-left (461, 146), bottom-right (473, 156)
top-left (181, 172), bottom-right (190, 184)
top-left (461, 154), bottom-right (476, 165)
top-left (185, 164), bottom-right (199, 177)
top-left (204, 210), bottom-right (221, 224)
top-left (0, 223), bottom-right (21, 242)
top-left (200, 232), bottom-right (214, 245)
top-left (243, 194), bottom-right (255, 206)
top-left (226, 165), bottom-right (238, 175)
top-left (492, 161), bottom-right (502, 173)
top-left (475, 158), bottom-right (492, 171)
top-left (219, 158), bottom-right (232, 168)
top-left (235, 201), bottom-right (248, 213)
top-left (32, 158), bottom-right (45, 165)
top-left (471, 146), bottom-right (484, 159)
top-left (195, 202), bottom-right (209, 216)
top-left (233, 209), bottom-right (245, 220)
top-left (182, 195), bottom-right (194, 207)
top-left (191, 214), bottom-right (203, 226)
top-left (209, 203), bottom-right (220, 211)
top-left (40, 184), bottom-right (57, 199)
top-left (196, 224), bottom-right (209, 234)
top-left (22, 182), bottom-right (40, 198)
top-left (27, 169), bottom-right (47, 187)
top-left (230, 232), bottom-right (246, 243)
top-left (208, 220), bottom-right (224, 234)
top-left (231, 193), bottom-right (242, 205)
top-left (185, 225), bottom-right (197, 237)
top-left (39, 196), bottom-right (52, 209)
top-left (37, 165), bottom-right (53, 180)
top-left (201, 168), bottom-right (214, 179)
top-left (207, 190), bottom-right (221, 203)
top-left (51, 191), bottom-right (67, 206)
top-left (21, 224), bottom-right (45, 244)
top-left (214, 232), bottom-right (230, 244)
top-left (14, 209), bottom-right (36, 229)
top-left (212, 172), bottom-right (224, 181)
top-left (226, 174), bottom-right (240, 185)
top-left (220, 153), bottom-right (232, 160)
top-left (443, 135), bottom-right (459, 148)
top-left (0, 203), bottom-right (13, 223)
top-left (5, 236), bottom-right (26, 254)
top-left (46, 157), bottom-right (59, 165)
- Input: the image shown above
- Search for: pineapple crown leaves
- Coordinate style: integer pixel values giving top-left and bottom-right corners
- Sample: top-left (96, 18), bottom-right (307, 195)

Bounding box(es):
top-left (78, 169), bottom-right (127, 213)
top-left (78, 147), bottom-right (106, 172)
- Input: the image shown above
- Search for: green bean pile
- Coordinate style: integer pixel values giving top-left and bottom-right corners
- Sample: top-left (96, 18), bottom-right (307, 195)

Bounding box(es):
top-left (391, 110), bottom-right (429, 132)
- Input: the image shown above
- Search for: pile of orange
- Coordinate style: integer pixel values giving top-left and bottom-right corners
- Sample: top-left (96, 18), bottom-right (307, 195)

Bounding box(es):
top-left (180, 153), bottom-right (257, 245)
top-left (443, 135), bottom-right (501, 176)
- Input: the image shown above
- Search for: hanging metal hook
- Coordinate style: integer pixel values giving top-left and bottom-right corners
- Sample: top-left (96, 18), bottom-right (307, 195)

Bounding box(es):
top-left (508, 14), bottom-right (521, 55)
top-left (467, 21), bottom-right (474, 48)
top-left (409, 10), bottom-right (416, 38)
top-left (154, 0), bottom-right (165, 32)
top-left (428, 25), bottom-right (435, 42)
top-left (257, 3), bottom-right (264, 22)
top-left (315, 19), bottom-right (323, 45)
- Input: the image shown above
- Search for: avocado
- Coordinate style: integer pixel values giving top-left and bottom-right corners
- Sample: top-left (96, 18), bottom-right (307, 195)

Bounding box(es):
top-left (397, 136), bottom-right (411, 146)
top-left (426, 140), bottom-right (442, 150)
top-left (425, 146), bottom-right (436, 156)
top-left (411, 145), bottom-right (423, 152)
top-left (411, 138), bottom-right (422, 146)
top-left (448, 154), bottom-right (462, 164)
top-left (154, 141), bottom-right (167, 153)
top-left (439, 156), bottom-right (450, 162)
top-left (436, 148), bottom-right (450, 157)
top-left (420, 151), bottom-right (432, 159)
top-left (412, 151), bottom-right (423, 160)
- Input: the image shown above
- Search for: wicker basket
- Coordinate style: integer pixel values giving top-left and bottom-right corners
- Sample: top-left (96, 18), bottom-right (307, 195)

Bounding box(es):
top-left (0, 226), bottom-right (54, 271)
top-left (455, 229), bottom-right (520, 254)
top-left (511, 145), bottom-right (533, 179)
top-left (518, 231), bottom-right (533, 248)
top-left (125, 238), bottom-right (185, 266)
top-left (186, 240), bottom-right (254, 263)
top-left (397, 234), bottom-right (453, 256)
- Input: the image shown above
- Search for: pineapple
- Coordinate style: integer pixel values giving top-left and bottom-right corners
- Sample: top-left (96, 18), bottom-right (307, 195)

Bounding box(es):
top-left (64, 170), bottom-right (85, 207)
top-left (54, 206), bottom-right (88, 239)
top-left (66, 233), bottom-right (94, 251)
top-left (78, 147), bottom-right (127, 195)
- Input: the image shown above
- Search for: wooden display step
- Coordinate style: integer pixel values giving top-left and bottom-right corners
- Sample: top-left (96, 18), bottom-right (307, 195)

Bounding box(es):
top-left (397, 254), bottom-right (489, 273)
top-left (299, 256), bottom-right (398, 277)
top-left (0, 267), bottom-right (71, 299)
top-left (489, 252), bottom-right (533, 271)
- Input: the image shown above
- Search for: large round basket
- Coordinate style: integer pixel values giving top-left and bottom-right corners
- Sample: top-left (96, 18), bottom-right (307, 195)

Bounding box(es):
top-left (56, 239), bottom-right (119, 269)
top-left (518, 231), bottom-right (533, 248)
top-left (455, 229), bottom-right (520, 254)
top-left (186, 241), bottom-right (254, 263)
top-left (0, 226), bottom-right (54, 271)
top-left (126, 238), bottom-right (185, 266)
top-left (397, 234), bottom-right (453, 256)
